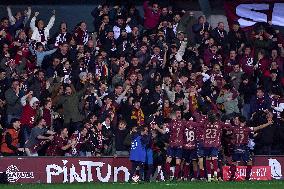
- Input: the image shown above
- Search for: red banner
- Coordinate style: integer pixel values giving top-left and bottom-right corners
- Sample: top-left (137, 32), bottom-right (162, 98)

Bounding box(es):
top-left (223, 166), bottom-right (271, 181)
top-left (224, 0), bottom-right (284, 29)
top-left (0, 157), bottom-right (131, 183)
top-left (0, 156), bottom-right (283, 183)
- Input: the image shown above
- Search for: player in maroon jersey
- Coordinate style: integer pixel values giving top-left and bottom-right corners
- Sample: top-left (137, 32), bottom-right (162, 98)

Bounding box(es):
top-left (229, 115), bottom-right (273, 181)
top-left (161, 108), bottom-right (186, 180)
top-left (200, 111), bottom-right (230, 181)
top-left (46, 127), bottom-right (76, 156)
top-left (182, 118), bottom-right (201, 180)
top-left (188, 110), bottom-right (208, 180)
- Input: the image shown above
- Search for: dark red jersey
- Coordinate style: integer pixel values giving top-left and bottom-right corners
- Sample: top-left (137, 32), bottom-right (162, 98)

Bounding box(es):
top-left (165, 119), bottom-right (186, 148)
top-left (231, 126), bottom-right (252, 145)
top-left (46, 134), bottom-right (68, 156)
top-left (183, 121), bottom-right (199, 149)
top-left (202, 121), bottom-right (230, 148)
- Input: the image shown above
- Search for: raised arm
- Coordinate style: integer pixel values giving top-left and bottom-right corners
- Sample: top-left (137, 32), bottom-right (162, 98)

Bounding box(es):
top-left (30, 12), bottom-right (39, 31)
top-left (253, 119), bottom-right (273, 132)
top-left (7, 6), bottom-right (16, 25)
top-left (46, 10), bottom-right (56, 30)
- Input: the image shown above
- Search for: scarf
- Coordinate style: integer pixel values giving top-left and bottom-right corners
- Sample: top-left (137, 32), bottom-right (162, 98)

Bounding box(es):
top-left (131, 108), bottom-right (145, 126)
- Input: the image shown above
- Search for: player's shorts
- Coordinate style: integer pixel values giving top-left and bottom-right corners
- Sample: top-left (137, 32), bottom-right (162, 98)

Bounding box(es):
top-left (232, 145), bottom-right (252, 163)
top-left (201, 147), bottom-right (219, 158)
top-left (182, 149), bottom-right (197, 163)
top-left (196, 142), bottom-right (205, 158)
top-left (167, 147), bottom-right (183, 159)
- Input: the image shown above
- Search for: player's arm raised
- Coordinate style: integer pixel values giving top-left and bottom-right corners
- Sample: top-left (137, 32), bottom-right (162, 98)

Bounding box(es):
top-left (252, 119), bottom-right (273, 132)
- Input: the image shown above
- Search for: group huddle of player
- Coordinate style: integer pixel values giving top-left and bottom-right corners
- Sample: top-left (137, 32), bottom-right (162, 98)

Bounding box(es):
top-left (129, 108), bottom-right (273, 182)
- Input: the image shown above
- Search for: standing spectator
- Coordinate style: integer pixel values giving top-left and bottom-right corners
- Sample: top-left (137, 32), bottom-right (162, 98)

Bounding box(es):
top-left (143, 1), bottom-right (161, 30)
top-left (0, 118), bottom-right (24, 156)
top-left (30, 10), bottom-right (56, 45)
top-left (5, 79), bottom-right (22, 124)
top-left (20, 93), bottom-right (40, 147)
top-left (46, 127), bottom-right (75, 156)
top-left (24, 117), bottom-right (55, 156)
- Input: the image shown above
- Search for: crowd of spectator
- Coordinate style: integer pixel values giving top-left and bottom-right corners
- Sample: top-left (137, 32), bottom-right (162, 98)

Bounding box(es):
top-left (0, 1), bottom-right (283, 162)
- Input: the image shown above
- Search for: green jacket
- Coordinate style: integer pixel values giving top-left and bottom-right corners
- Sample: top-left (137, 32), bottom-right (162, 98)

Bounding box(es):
top-left (216, 92), bottom-right (239, 115)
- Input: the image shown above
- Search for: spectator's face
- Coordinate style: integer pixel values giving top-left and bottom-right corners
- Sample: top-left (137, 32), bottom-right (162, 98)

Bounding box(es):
top-left (153, 47), bottom-right (160, 55)
top-left (218, 23), bottom-right (224, 31)
top-left (105, 117), bottom-right (111, 125)
top-left (233, 117), bottom-right (240, 126)
top-left (80, 22), bottom-right (87, 31)
top-left (0, 71), bottom-right (6, 79)
top-left (213, 65), bottom-right (220, 72)
top-left (2, 44), bottom-right (9, 53)
top-left (117, 18), bottom-right (124, 26)
top-left (174, 15), bottom-right (181, 23)
top-left (64, 61), bottom-right (70, 69)
top-left (103, 5), bottom-right (109, 13)
top-left (58, 86), bottom-right (64, 94)
top-left (87, 40), bottom-right (94, 48)
top-left (18, 31), bottom-right (27, 40)
top-left (230, 51), bottom-right (236, 59)
top-left (211, 46), bottom-right (217, 54)
top-left (131, 58), bottom-right (139, 66)
top-left (62, 128), bottom-right (68, 138)
top-left (177, 33), bottom-right (185, 41)
top-left (119, 122), bottom-right (126, 130)
top-left (198, 17), bottom-right (204, 24)
top-left (40, 119), bottom-right (47, 127)
top-left (256, 89), bottom-right (264, 98)
top-left (53, 58), bottom-right (60, 66)
top-left (271, 73), bottom-right (277, 80)
top-left (37, 46), bottom-right (44, 52)
top-left (65, 86), bottom-right (72, 96)
top-left (1, 19), bottom-right (9, 28)
top-left (115, 86), bottom-right (123, 95)
top-left (152, 4), bottom-right (159, 12)
top-left (38, 71), bottom-right (45, 81)
top-left (60, 43), bottom-right (69, 52)
top-left (188, 63), bottom-right (192, 70)
top-left (209, 38), bottom-right (215, 46)
top-left (155, 85), bottom-right (161, 93)
top-left (136, 85), bottom-right (142, 93)
top-left (258, 52), bottom-right (264, 60)
top-left (15, 12), bottom-right (22, 20)
top-left (130, 7), bottom-right (135, 14)
top-left (245, 47), bottom-right (251, 55)
top-left (81, 128), bottom-right (88, 136)
top-left (61, 23), bottom-right (67, 32)
top-left (271, 50), bottom-right (278, 59)
top-left (162, 21), bottom-right (168, 27)
top-left (271, 62), bottom-right (278, 69)
top-left (45, 101), bottom-right (52, 109)
top-left (161, 8), bottom-right (168, 15)
top-left (107, 31), bottom-right (114, 39)
top-left (38, 20), bottom-right (44, 29)
top-left (103, 16), bottom-right (109, 24)
top-left (175, 110), bottom-right (182, 119)
top-left (175, 84), bottom-right (182, 92)
top-left (134, 101), bottom-right (140, 109)
top-left (132, 27), bottom-right (139, 36)
top-left (12, 120), bottom-right (21, 130)
top-left (130, 74), bottom-right (137, 82)
top-left (97, 123), bottom-right (102, 130)
top-left (243, 78), bottom-right (248, 84)
top-left (164, 100), bottom-right (170, 107)
top-left (233, 65), bottom-right (240, 72)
